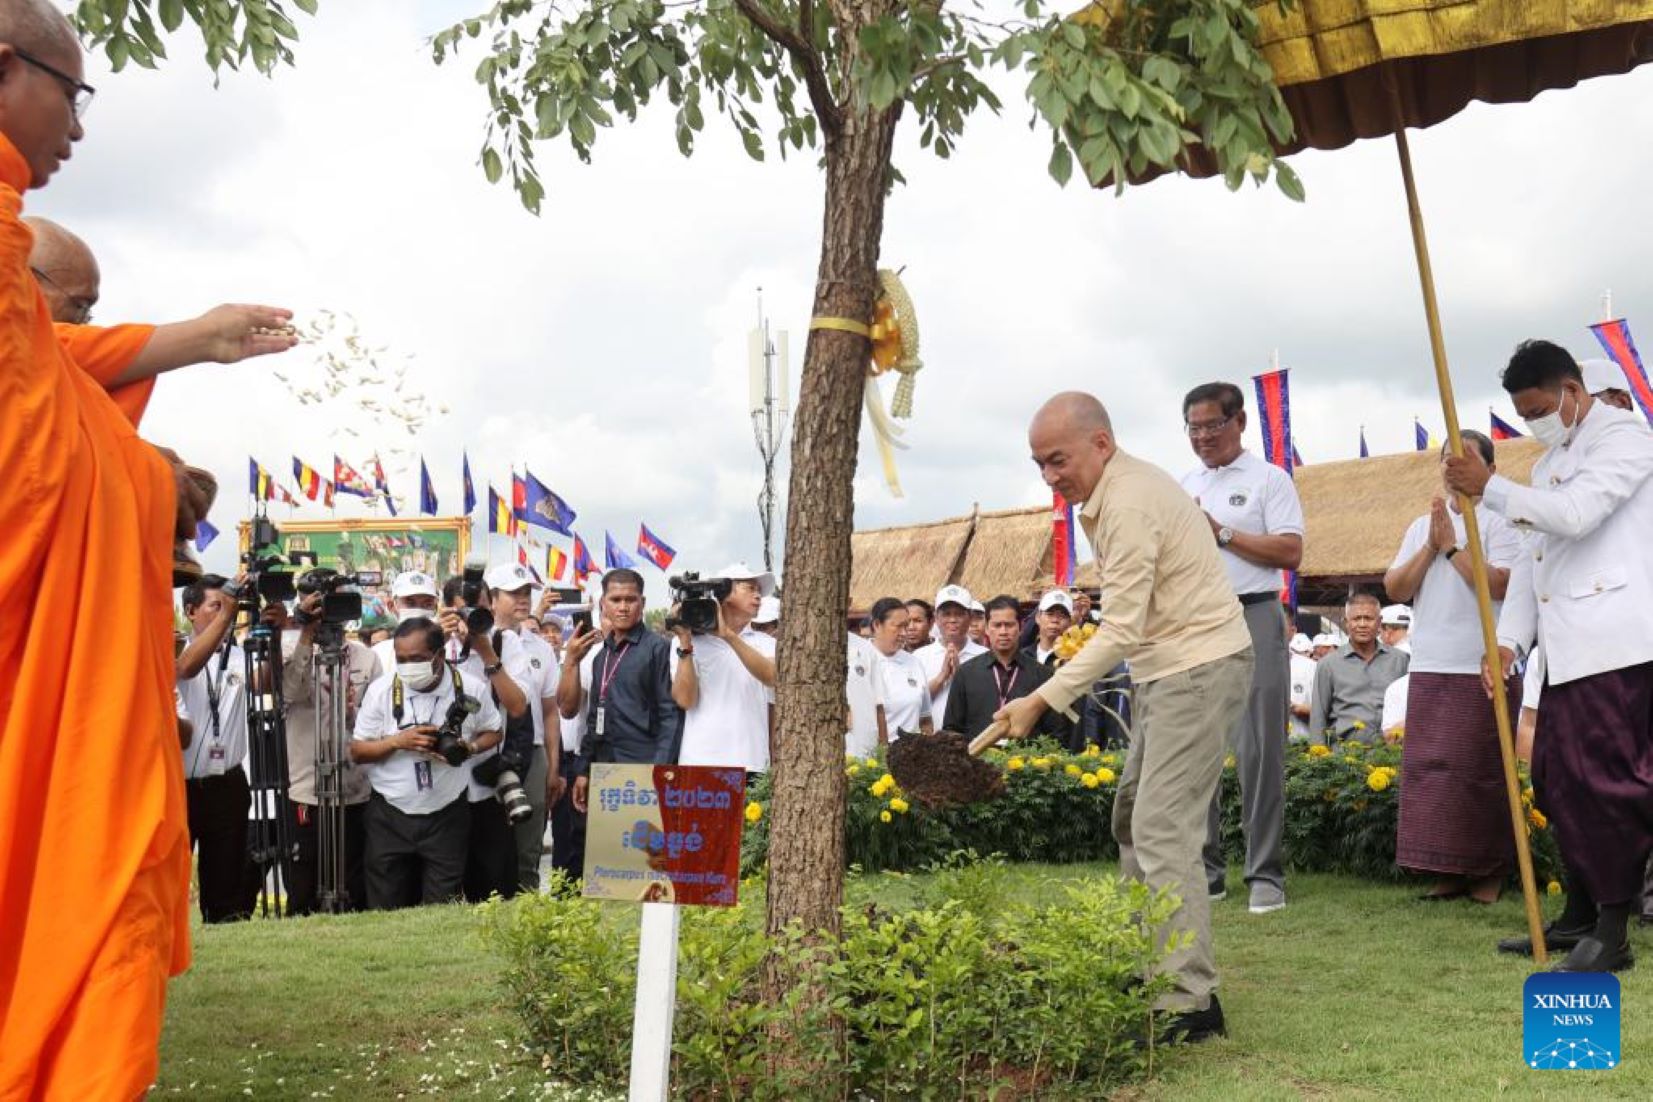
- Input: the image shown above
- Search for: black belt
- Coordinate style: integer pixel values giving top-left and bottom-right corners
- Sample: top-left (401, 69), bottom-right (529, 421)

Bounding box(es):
top-left (1238, 592), bottom-right (1279, 607)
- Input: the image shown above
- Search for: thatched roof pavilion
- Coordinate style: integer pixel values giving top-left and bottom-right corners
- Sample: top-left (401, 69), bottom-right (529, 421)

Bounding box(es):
top-left (848, 439), bottom-right (1546, 615)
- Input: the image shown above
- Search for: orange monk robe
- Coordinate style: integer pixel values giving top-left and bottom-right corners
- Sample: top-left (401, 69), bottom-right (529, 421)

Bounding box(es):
top-left (53, 322), bottom-right (159, 428)
top-left (0, 139), bottom-right (191, 1100)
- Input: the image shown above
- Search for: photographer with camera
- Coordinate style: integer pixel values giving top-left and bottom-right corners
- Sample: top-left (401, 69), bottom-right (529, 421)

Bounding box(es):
top-left (282, 588), bottom-right (381, 914)
top-left (369, 571), bottom-right (442, 669)
top-left (351, 619), bottom-right (502, 908)
top-left (437, 568), bottom-right (534, 901)
top-left (669, 563), bottom-right (778, 772)
top-left (486, 562), bottom-right (563, 893)
top-left (176, 572), bottom-right (259, 924)
top-left (564, 569), bottom-right (680, 817)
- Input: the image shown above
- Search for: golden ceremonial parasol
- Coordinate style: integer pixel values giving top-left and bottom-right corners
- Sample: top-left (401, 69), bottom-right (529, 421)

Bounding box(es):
top-left (1117, 0), bottom-right (1653, 965)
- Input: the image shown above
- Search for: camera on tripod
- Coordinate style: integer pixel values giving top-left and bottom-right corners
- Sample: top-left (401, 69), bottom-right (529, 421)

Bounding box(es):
top-left (457, 556), bottom-right (494, 638)
top-left (666, 572), bottom-right (730, 635)
top-left (432, 691), bottom-right (480, 766)
top-left (233, 515), bottom-right (299, 607)
top-left (298, 567), bottom-right (383, 625)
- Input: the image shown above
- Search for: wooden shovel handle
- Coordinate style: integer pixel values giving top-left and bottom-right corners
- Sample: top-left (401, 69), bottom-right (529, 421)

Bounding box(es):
top-left (967, 720), bottom-right (1010, 757)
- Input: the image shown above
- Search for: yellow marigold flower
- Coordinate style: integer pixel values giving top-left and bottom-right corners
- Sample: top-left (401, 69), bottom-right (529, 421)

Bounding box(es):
top-left (1521, 786), bottom-right (1535, 805)
top-left (1082, 623), bottom-right (1097, 637)
top-left (1102, 753), bottom-right (1118, 766)
top-left (1366, 771), bottom-right (1390, 792)
top-left (865, 758), bottom-right (879, 769)
top-left (869, 781), bottom-right (889, 798)
top-left (1308, 744), bottom-right (1332, 758)
top-left (878, 773), bottom-right (895, 788)
top-left (879, 811), bottom-right (892, 823)
top-left (1083, 743), bottom-right (1101, 757)
top-left (1081, 773), bottom-right (1100, 789)
top-left (745, 802), bottom-right (763, 823)
top-left (846, 764), bottom-right (861, 776)
top-left (1065, 763), bottom-right (1083, 777)
top-left (1032, 757), bottom-right (1053, 770)
top-left (1352, 720), bottom-right (1367, 730)
top-left (889, 797), bottom-right (909, 814)
top-left (1547, 880), bottom-right (1562, 896)
top-left (1528, 809), bottom-right (1547, 830)
top-left (1224, 754), bottom-right (1237, 770)
top-left (1094, 767), bottom-right (1116, 784)
top-left (1007, 756), bottom-right (1025, 771)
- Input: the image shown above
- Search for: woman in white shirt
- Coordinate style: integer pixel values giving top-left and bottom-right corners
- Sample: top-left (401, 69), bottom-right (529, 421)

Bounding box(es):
top-left (867, 598), bottom-right (932, 741)
top-left (1383, 431), bottom-right (1523, 905)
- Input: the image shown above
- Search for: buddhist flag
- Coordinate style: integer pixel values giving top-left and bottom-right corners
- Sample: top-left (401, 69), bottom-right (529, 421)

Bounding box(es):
top-left (248, 458), bottom-right (273, 500)
top-left (605, 531), bottom-right (639, 570)
top-left (1051, 492), bottom-right (1076, 587)
top-left (333, 455), bottom-right (373, 498)
top-left (462, 452), bottom-right (477, 515)
top-left (194, 520), bottom-right (219, 553)
top-left (419, 457), bottom-right (438, 515)
top-left (1251, 369), bottom-right (1295, 475)
top-left (572, 534), bottom-right (598, 585)
top-left (1490, 411), bottom-right (1523, 441)
top-left (1414, 420), bottom-right (1431, 451)
top-left (488, 486), bottom-right (517, 535)
top-left (369, 453), bottom-right (397, 517)
top-left (1358, 427), bottom-right (1369, 459)
top-left (293, 457), bottom-right (328, 501)
top-left (547, 545), bottom-right (569, 582)
top-left (636, 523), bottom-right (676, 570)
top-left (1590, 318), bottom-right (1653, 425)
top-left (520, 469), bottom-right (577, 535)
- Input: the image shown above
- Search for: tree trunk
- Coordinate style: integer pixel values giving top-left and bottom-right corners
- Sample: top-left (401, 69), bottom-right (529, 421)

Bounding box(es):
top-left (761, 78), bottom-right (900, 1028)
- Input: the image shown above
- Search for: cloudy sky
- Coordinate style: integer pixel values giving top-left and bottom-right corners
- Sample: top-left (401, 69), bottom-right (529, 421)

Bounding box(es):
top-left (44, 2), bottom-right (1653, 604)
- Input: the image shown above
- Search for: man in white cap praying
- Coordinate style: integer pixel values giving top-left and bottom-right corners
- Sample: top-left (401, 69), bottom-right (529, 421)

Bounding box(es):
top-left (915, 584), bottom-right (987, 726)
top-left (1380, 604), bottom-right (1413, 653)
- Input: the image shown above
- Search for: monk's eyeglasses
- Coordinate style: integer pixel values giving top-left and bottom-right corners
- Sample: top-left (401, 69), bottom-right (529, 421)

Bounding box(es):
top-left (30, 266), bottom-right (94, 324)
top-left (13, 50), bottom-right (96, 120)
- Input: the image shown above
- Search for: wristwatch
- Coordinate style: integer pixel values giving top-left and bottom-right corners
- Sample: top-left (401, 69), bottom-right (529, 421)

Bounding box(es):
top-left (483, 661), bottom-right (504, 676)
top-left (677, 646), bottom-right (694, 658)
top-left (1445, 547), bottom-right (1460, 561)
top-left (1217, 526), bottom-right (1235, 548)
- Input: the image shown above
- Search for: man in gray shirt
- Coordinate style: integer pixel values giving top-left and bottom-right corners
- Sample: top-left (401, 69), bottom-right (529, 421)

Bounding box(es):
top-left (1309, 592), bottom-right (1410, 744)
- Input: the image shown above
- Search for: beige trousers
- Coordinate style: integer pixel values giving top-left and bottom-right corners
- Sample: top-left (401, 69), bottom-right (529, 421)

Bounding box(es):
top-left (1113, 647), bottom-right (1254, 1011)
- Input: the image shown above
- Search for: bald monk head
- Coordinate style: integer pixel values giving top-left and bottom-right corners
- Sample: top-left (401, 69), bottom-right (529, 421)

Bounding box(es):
top-left (1029, 391), bottom-right (1117, 506)
top-left (0, 0), bottom-right (86, 189)
top-left (24, 215), bottom-right (95, 322)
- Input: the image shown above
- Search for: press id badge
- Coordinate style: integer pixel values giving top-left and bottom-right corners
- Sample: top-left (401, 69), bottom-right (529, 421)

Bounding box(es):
top-left (207, 743), bottom-right (227, 774)
top-left (415, 760), bottom-right (433, 792)
top-left (593, 706), bottom-right (607, 739)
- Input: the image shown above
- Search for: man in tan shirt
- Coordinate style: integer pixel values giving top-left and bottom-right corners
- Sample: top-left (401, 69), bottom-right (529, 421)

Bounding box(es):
top-left (997, 392), bottom-right (1254, 1043)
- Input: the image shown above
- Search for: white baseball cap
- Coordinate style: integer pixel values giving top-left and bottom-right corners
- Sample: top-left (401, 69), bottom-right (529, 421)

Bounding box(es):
top-left (484, 562), bottom-right (535, 592)
top-left (1289, 632), bottom-right (1312, 655)
top-left (933, 584), bottom-right (972, 610)
top-left (1311, 633), bottom-right (1335, 649)
top-left (1580, 357), bottom-right (1626, 396)
top-left (970, 599), bottom-right (986, 615)
top-left (1038, 589), bottom-right (1075, 614)
top-left (714, 561), bottom-right (776, 597)
top-left (390, 570), bottom-right (438, 599)
top-left (754, 595), bottom-right (781, 624)
top-left (1380, 604), bottom-right (1413, 628)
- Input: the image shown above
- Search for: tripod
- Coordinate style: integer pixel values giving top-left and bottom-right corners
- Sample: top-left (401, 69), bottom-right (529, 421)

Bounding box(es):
top-left (242, 618), bottom-right (297, 917)
top-left (311, 621), bottom-right (353, 913)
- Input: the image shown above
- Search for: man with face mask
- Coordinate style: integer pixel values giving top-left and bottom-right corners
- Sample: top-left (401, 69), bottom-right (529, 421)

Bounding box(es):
top-left (371, 571), bottom-right (441, 671)
top-left (1445, 339), bottom-right (1653, 972)
top-left (351, 619), bottom-right (502, 909)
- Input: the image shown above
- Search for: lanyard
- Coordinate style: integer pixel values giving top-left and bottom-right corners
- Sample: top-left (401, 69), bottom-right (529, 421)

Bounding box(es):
top-left (598, 640), bottom-right (634, 706)
top-left (203, 642), bottom-right (234, 743)
top-left (991, 662), bottom-right (1020, 710)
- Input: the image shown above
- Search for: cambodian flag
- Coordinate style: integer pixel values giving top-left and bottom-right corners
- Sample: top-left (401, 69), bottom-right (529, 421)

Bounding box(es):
top-left (333, 455), bottom-right (373, 498)
top-left (1290, 443), bottom-right (1304, 468)
top-left (636, 523), bottom-right (676, 570)
top-left (369, 453), bottom-right (397, 517)
top-left (1590, 318), bottom-right (1653, 425)
top-left (1490, 411), bottom-right (1523, 441)
top-left (1251, 369), bottom-right (1295, 475)
top-left (419, 458), bottom-right (438, 515)
top-left (572, 534), bottom-right (598, 584)
top-left (1051, 492), bottom-right (1076, 587)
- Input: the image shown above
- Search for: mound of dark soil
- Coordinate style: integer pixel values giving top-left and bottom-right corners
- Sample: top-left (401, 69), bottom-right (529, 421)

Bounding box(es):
top-left (887, 731), bottom-right (1006, 808)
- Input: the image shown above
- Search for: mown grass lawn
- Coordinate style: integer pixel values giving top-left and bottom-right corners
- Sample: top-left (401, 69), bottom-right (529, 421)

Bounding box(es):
top-left (158, 866), bottom-right (1653, 1099)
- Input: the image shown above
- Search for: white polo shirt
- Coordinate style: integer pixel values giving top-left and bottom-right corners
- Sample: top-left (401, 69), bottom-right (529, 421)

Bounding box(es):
top-left (178, 642), bottom-right (249, 780)
top-left (1179, 449), bottom-right (1305, 595)
top-left (558, 650), bottom-right (598, 755)
top-left (353, 665), bottom-right (502, 815)
top-left (876, 647), bottom-right (931, 740)
top-left (1289, 652), bottom-right (1316, 739)
top-left (915, 638), bottom-right (986, 727)
top-left (845, 634), bottom-right (885, 759)
top-left (673, 627), bottom-right (776, 771)
top-left (1388, 505), bottom-right (1521, 675)
top-left (512, 627), bottom-right (559, 749)
top-left (1381, 673), bottom-right (1409, 734)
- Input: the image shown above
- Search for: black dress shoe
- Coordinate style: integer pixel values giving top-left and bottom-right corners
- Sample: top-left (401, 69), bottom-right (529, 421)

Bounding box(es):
top-left (1549, 936), bottom-right (1634, 973)
top-left (1158, 995), bottom-right (1227, 1045)
top-left (1496, 922), bottom-right (1592, 957)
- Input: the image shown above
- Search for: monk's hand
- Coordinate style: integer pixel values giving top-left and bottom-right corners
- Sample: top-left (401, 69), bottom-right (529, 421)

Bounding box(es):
top-left (1442, 449), bottom-right (1491, 498)
top-left (156, 446), bottom-right (211, 540)
top-left (1481, 646), bottom-right (1515, 699)
top-left (198, 304), bottom-right (299, 364)
top-left (994, 694), bottom-right (1048, 740)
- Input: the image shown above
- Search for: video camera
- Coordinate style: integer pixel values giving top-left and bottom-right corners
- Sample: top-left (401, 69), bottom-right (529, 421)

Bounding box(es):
top-left (297, 567), bottom-right (383, 625)
top-left (457, 555), bottom-right (494, 638)
top-left (666, 572), bottom-right (730, 635)
top-left (230, 515), bottom-right (300, 607)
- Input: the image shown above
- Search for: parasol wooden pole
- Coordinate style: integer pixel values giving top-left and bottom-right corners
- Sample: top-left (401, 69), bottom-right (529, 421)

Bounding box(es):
top-left (1392, 122), bottom-right (1548, 965)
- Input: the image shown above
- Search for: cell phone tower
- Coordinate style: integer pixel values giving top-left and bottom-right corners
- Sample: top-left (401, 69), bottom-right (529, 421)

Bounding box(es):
top-left (747, 289), bottom-right (790, 573)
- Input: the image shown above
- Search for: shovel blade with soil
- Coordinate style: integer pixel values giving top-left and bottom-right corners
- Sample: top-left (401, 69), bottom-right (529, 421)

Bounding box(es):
top-left (887, 721), bottom-right (1010, 807)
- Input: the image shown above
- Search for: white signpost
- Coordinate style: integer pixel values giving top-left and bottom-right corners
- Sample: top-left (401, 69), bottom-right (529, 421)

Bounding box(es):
top-left (628, 902), bottom-right (682, 1101)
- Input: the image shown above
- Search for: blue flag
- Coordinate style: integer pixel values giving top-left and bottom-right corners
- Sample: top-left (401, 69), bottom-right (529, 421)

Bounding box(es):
top-left (521, 469), bottom-right (576, 535)
top-left (636, 523), bottom-right (676, 570)
top-left (604, 530), bottom-right (639, 570)
top-left (1414, 420), bottom-right (1430, 451)
top-left (462, 451), bottom-right (477, 515)
top-left (195, 520), bottom-right (219, 553)
top-left (420, 457), bottom-right (438, 515)
top-left (1359, 427), bottom-right (1369, 459)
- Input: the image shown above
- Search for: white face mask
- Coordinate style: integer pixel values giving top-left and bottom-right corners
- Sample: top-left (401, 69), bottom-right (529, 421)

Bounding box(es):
top-left (1525, 388), bottom-right (1578, 448)
top-left (396, 660), bottom-right (441, 691)
top-left (397, 606), bottom-right (436, 624)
